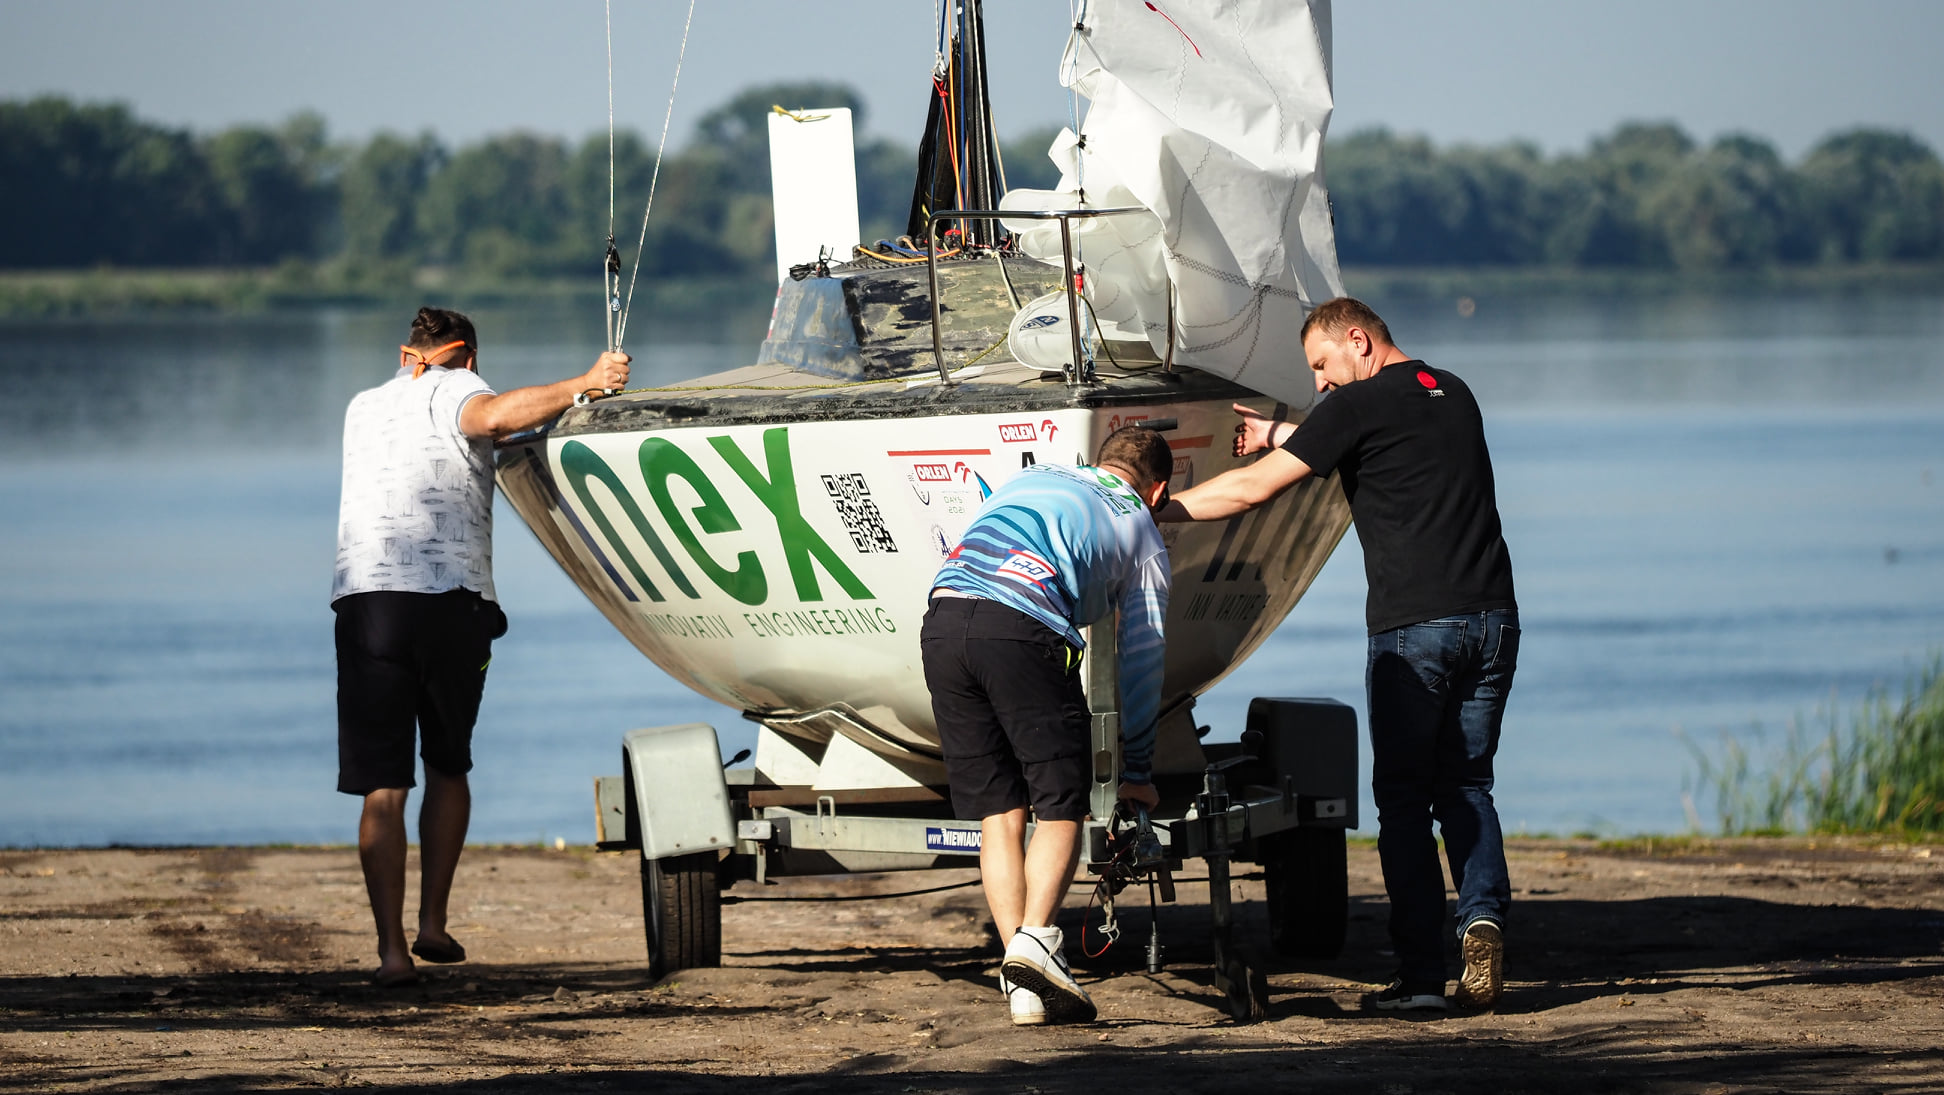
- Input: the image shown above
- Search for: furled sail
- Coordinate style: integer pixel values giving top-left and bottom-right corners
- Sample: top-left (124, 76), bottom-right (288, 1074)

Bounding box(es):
top-left (908, 0), bottom-right (1007, 248)
top-left (1000, 0), bottom-right (1344, 408)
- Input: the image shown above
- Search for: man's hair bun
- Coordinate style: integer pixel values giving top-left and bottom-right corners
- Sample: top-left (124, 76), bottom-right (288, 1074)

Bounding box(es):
top-left (408, 306), bottom-right (477, 351)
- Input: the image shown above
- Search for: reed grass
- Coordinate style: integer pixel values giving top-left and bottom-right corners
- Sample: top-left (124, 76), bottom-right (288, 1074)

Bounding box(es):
top-left (1684, 658), bottom-right (1944, 836)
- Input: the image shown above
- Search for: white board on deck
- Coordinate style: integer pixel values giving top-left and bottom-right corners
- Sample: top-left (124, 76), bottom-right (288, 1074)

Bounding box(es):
top-left (768, 107), bottom-right (861, 284)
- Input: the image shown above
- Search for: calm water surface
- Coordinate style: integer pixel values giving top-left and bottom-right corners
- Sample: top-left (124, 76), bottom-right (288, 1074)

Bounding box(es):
top-left (1, 288), bottom-right (1940, 845)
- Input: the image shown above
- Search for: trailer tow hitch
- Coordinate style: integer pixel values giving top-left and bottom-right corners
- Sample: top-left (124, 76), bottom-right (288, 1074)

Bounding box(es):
top-left (1096, 805), bottom-right (1175, 974)
top-left (1095, 756), bottom-right (1270, 1022)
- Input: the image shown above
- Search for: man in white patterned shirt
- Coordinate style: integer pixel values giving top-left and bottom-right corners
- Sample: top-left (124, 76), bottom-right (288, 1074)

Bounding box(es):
top-left (334, 306), bottom-right (628, 987)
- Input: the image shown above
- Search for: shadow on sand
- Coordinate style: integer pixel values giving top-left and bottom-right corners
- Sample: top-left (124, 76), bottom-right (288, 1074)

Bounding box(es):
top-left (3, 890), bottom-right (1940, 1093)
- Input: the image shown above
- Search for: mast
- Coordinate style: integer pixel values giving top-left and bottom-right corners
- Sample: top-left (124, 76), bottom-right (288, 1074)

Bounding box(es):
top-left (906, 0), bottom-right (1007, 248)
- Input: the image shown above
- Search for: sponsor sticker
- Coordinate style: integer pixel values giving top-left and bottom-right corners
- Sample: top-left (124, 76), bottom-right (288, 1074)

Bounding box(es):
top-left (998, 419), bottom-right (1061, 444)
top-left (997, 549), bottom-right (1057, 586)
top-left (925, 826), bottom-right (982, 853)
top-left (914, 463), bottom-right (953, 482)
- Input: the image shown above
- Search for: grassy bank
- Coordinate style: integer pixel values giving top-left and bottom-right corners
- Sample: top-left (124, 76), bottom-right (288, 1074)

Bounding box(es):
top-left (0, 263), bottom-right (776, 319)
top-left (4, 261), bottom-right (1943, 319)
top-left (1687, 658), bottom-right (1944, 837)
top-left (1343, 261), bottom-right (1944, 301)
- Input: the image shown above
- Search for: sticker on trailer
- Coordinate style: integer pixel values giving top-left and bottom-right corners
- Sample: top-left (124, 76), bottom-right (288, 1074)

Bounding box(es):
top-left (925, 826), bottom-right (982, 853)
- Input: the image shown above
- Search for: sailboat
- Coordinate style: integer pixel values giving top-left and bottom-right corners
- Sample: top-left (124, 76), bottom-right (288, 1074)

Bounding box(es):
top-left (497, 0), bottom-right (1359, 994)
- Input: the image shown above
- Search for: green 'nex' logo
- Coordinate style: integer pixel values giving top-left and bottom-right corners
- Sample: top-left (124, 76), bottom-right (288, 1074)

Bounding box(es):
top-left (558, 426), bottom-right (872, 605)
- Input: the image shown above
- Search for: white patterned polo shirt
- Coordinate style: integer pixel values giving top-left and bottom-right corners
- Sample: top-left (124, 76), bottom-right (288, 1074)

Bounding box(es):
top-left (332, 366), bottom-right (498, 603)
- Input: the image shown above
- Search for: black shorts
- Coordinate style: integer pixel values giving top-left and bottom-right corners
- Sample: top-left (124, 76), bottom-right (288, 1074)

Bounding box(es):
top-left (334, 589), bottom-right (507, 795)
top-left (920, 597), bottom-right (1090, 822)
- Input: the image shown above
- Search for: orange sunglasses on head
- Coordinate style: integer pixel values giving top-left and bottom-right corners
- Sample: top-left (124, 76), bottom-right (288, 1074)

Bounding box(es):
top-left (399, 340), bottom-right (474, 379)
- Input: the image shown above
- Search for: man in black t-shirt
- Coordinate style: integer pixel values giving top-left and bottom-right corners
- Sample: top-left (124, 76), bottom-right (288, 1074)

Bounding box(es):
top-left (1161, 297), bottom-right (1518, 1012)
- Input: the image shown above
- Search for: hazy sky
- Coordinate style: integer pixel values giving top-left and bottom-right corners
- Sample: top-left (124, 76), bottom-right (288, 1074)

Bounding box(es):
top-left (3, 0), bottom-right (1941, 161)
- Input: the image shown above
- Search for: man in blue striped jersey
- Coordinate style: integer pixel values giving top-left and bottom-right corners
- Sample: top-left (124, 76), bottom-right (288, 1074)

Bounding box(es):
top-left (920, 425), bottom-right (1175, 1026)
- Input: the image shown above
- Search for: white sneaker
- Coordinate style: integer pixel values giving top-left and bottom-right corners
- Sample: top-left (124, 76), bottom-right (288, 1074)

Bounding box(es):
top-left (1000, 972), bottom-right (1047, 1026)
top-left (1000, 926), bottom-right (1096, 1024)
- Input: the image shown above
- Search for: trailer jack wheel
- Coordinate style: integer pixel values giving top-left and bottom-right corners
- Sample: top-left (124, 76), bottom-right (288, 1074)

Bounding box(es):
top-left (1214, 949), bottom-right (1270, 1023)
top-left (641, 851), bottom-right (721, 980)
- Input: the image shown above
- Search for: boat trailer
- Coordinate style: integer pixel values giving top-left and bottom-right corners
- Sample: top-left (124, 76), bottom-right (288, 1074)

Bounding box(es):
top-left (591, 630), bottom-right (1356, 1023)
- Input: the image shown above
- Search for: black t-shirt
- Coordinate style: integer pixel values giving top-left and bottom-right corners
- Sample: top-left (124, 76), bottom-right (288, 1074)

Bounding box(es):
top-left (1283, 361), bottom-right (1516, 634)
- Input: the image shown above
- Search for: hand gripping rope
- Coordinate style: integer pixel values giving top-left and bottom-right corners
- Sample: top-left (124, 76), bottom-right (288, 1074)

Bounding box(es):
top-left (584, 0), bottom-right (697, 407)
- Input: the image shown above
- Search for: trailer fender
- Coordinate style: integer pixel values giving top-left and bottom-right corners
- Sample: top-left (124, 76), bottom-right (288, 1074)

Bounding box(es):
top-left (1245, 697), bottom-right (1358, 829)
top-left (621, 724), bottom-right (736, 861)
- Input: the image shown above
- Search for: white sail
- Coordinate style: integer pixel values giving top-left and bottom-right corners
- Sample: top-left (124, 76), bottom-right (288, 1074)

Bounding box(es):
top-left (1000, 0), bottom-right (1344, 408)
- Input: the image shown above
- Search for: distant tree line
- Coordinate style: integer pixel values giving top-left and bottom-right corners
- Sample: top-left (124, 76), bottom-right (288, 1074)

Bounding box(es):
top-left (1330, 124), bottom-right (1944, 268)
top-left (4, 87), bottom-right (1943, 277)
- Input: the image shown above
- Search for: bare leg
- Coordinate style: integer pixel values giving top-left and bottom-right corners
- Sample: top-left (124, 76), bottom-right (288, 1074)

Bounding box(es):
top-left (1020, 819), bottom-right (1080, 928)
top-left (979, 809), bottom-right (1029, 943)
top-left (358, 788), bottom-right (413, 981)
top-left (416, 768), bottom-right (470, 947)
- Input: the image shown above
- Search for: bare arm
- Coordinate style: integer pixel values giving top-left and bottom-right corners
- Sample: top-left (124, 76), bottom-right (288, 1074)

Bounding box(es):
top-left (460, 352), bottom-right (631, 440)
top-left (1154, 448), bottom-right (1313, 522)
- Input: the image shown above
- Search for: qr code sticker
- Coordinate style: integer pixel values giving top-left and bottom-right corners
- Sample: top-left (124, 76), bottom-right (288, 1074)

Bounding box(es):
top-left (822, 472), bottom-right (898, 553)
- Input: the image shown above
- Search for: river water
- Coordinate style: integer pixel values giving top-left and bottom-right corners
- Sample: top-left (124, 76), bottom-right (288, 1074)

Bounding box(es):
top-left (2, 284), bottom-right (1940, 846)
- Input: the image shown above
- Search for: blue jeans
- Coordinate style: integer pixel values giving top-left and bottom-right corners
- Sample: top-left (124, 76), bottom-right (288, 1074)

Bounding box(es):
top-left (1367, 609), bottom-right (1519, 985)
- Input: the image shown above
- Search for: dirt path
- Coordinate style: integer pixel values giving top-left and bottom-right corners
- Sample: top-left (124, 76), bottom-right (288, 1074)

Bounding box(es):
top-left (2, 838), bottom-right (1941, 1093)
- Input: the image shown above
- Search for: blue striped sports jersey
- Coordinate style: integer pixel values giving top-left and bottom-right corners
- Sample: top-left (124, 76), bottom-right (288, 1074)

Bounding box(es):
top-left (931, 462), bottom-right (1170, 783)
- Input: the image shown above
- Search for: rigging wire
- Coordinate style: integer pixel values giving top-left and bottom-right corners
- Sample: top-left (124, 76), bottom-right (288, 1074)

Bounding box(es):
top-left (1063, 0), bottom-right (1097, 378)
top-left (933, 0), bottom-right (949, 71)
top-left (605, 3), bottom-right (614, 236)
top-left (613, 0), bottom-right (698, 352)
top-left (603, 0), bottom-right (621, 351)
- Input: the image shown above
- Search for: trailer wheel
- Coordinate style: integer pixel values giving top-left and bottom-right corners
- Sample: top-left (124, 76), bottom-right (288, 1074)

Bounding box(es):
top-left (1262, 828), bottom-right (1348, 959)
top-left (640, 852), bottom-right (721, 979)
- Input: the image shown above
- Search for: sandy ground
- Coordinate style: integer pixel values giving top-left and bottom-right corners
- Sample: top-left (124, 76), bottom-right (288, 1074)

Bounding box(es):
top-left (2, 837), bottom-right (1941, 1093)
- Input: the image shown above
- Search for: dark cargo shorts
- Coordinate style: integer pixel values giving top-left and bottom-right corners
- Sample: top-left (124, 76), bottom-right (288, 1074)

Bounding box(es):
top-left (334, 589), bottom-right (507, 795)
top-left (919, 596), bottom-right (1090, 822)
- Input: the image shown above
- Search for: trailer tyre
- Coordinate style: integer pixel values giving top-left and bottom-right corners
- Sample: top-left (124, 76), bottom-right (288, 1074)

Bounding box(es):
top-left (1262, 828), bottom-right (1348, 959)
top-left (640, 852), bottom-right (721, 980)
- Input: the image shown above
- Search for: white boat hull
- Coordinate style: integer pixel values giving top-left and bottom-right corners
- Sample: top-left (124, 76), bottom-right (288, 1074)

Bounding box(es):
top-left (497, 383), bottom-right (1350, 779)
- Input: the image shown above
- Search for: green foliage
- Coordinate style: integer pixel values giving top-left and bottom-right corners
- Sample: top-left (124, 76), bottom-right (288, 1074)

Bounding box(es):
top-left (339, 132), bottom-right (444, 260)
top-left (0, 97), bottom-right (222, 267)
top-left (1331, 130), bottom-right (1551, 265)
top-left (998, 124), bottom-right (1067, 194)
top-left (1646, 135), bottom-right (1810, 270)
top-left (203, 115), bottom-right (333, 263)
top-left (5, 90), bottom-right (1943, 278)
top-left (417, 133), bottom-right (572, 272)
top-left (1799, 129), bottom-right (1944, 261)
top-left (1332, 119), bottom-right (1944, 270)
top-left (693, 81), bottom-right (867, 194)
top-left (1685, 658), bottom-right (1944, 835)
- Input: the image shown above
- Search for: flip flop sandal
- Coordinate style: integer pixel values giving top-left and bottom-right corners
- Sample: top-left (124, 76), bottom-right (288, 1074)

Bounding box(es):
top-left (411, 936), bottom-right (466, 964)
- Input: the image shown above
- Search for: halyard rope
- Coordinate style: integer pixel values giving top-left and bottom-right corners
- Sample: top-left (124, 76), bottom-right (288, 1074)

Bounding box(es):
top-left (604, 0), bottom-right (620, 351)
top-left (615, 0), bottom-right (698, 351)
